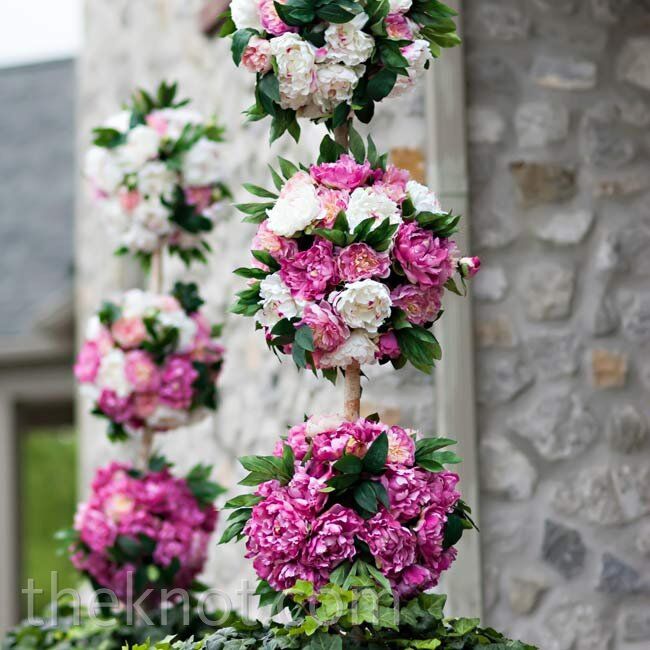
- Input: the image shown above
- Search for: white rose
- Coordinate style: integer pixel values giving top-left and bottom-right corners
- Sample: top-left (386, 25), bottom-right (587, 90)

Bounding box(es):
top-left (319, 330), bottom-right (378, 368)
top-left (97, 348), bottom-right (132, 397)
top-left (325, 13), bottom-right (375, 66)
top-left (267, 171), bottom-right (320, 237)
top-left (256, 273), bottom-right (301, 327)
top-left (390, 40), bottom-right (432, 98)
top-left (305, 414), bottom-right (346, 437)
top-left (121, 289), bottom-right (157, 319)
top-left (85, 147), bottom-right (123, 194)
top-left (346, 187), bottom-right (402, 230)
top-left (312, 63), bottom-right (363, 114)
top-left (133, 199), bottom-right (172, 236)
top-left (231, 0), bottom-right (262, 30)
top-left (157, 310), bottom-right (198, 352)
top-left (148, 404), bottom-right (189, 430)
top-left (406, 180), bottom-right (442, 213)
top-left (99, 198), bottom-right (130, 237)
top-left (138, 161), bottom-right (177, 200)
top-left (389, 0), bottom-right (412, 13)
top-left (155, 107), bottom-right (204, 140)
top-left (118, 125), bottom-right (161, 172)
top-left (182, 137), bottom-right (223, 186)
top-left (270, 33), bottom-right (316, 111)
top-left (330, 279), bottom-right (392, 333)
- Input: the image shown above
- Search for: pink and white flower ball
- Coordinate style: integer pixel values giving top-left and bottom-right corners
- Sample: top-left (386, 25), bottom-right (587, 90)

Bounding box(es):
top-left (84, 89), bottom-right (230, 260)
top-left (70, 462), bottom-right (218, 603)
top-left (234, 151), bottom-right (479, 372)
top-left (242, 415), bottom-right (461, 599)
top-left (75, 288), bottom-right (224, 436)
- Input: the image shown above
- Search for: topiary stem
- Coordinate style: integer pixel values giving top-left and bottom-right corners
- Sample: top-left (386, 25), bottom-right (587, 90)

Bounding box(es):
top-left (344, 361), bottom-right (361, 421)
top-left (334, 124), bottom-right (349, 148)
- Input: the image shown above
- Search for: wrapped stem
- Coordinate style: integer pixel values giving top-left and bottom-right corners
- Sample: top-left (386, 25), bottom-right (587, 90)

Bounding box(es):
top-left (333, 124), bottom-right (349, 148)
top-left (344, 361), bottom-right (361, 421)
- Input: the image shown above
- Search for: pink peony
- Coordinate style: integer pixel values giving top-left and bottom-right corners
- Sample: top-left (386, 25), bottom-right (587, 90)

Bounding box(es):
top-left (385, 13), bottom-right (414, 40)
top-left (316, 187), bottom-right (350, 227)
top-left (336, 243), bottom-right (391, 282)
top-left (359, 510), bottom-right (417, 577)
top-left (414, 506), bottom-right (447, 569)
top-left (392, 564), bottom-right (434, 600)
top-left (383, 467), bottom-right (430, 522)
top-left (146, 112), bottom-right (169, 136)
top-left (284, 466), bottom-right (330, 514)
top-left (300, 301), bottom-right (350, 353)
top-left (280, 238), bottom-right (338, 301)
top-left (373, 165), bottom-right (410, 203)
top-left (185, 186), bottom-right (214, 213)
top-left (252, 220), bottom-right (299, 263)
top-left (133, 392), bottom-right (159, 420)
top-left (159, 356), bottom-right (198, 410)
top-left (377, 331), bottom-right (401, 360)
top-left (274, 423), bottom-right (310, 461)
top-left (112, 316), bottom-right (147, 349)
top-left (124, 350), bottom-right (160, 392)
top-left (302, 505), bottom-right (362, 571)
top-left (242, 36), bottom-right (272, 73)
top-left (390, 283), bottom-right (443, 325)
top-left (259, 0), bottom-right (297, 35)
top-left (394, 222), bottom-right (455, 287)
top-left (427, 471), bottom-right (460, 515)
top-left (74, 341), bottom-right (101, 383)
top-left (459, 255), bottom-right (481, 278)
top-left (386, 426), bottom-right (416, 465)
top-left (119, 189), bottom-right (141, 213)
top-left (310, 155), bottom-right (373, 191)
top-left (98, 389), bottom-right (133, 424)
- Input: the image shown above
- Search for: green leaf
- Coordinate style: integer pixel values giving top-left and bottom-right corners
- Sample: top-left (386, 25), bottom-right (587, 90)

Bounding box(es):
top-left (295, 325), bottom-right (315, 352)
top-left (274, 0), bottom-right (315, 26)
top-left (319, 134), bottom-right (346, 163)
top-left (171, 281), bottom-right (204, 314)
top-left (278, 157), bottom-right (299, 179)
top-left (233, 266), bottom-right (269, 280)
top-left (92, 127), bottom-right (126, 148)
top-left (362, 432), bottom-right (388, 474)
top-left (311, 227), bottom-right (348, 247)
top-left (232, 28), bottom-right (257, 65)
top-left (252, 249), bottom-right (281, 271)
top-left (316, 3), bottom-right (356, 23)
top-left (224, 493), bottom-right (263, 509)
top-left (348, 125), bottom-right (366, 164)
top-left (353, 480), bottom-right (380, 515)
top-left (333, 454), bottom-right (363, 475)
top-left (243, 183), bottom-right (278, 199)
top-left (367, 69), bottom-right (397, 101)
top-left (258, 72), bottom-right (281, 103)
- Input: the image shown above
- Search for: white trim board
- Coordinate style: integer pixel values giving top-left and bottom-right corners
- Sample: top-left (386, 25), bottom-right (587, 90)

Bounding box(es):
top-left (428, 1), bottom-right (483, 618)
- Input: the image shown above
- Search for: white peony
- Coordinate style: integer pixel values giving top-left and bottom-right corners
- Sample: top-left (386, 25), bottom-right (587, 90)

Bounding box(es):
top-left (312, 63), bottom-right (364, 114)
top-left (330, 279), bottom-right (392, 333)
top-left (157, 310), bottom-right (198, 352)
top-left (390, 40), bottom-right (432, 98)
top-left (346, 187), bottom-right (402, 230)
top-left (266, 171), bottom-right (320, 237)
top-left (99, 198), bottom-right (131, 237)
top-left (305, 413), bottom-right (346, 437)
top-left (85, 147), bottom-right (124, 194)
top-left (123, 224), bottom-right (159, 253)
top-left (97, 348), bottom-right (132, 397)
top-left (270, 33), bottom-right (316, 111)
top-left (121, 289), bottom-right (161, 319)
top-left (118, 125), bottom-right (161, 172)
top-left (154, 107), bottom-right (204, 140)
top-left (182, 137), bottom-right (223, 186)
top-left (85, 315), bottom-right (103, 340)
top-left (148, 404), bottom-right (190, 430)
top-left (137, 161), bottom-right (177, 200)
top-left (325, 13), bottom-right (375, 66)
top-left (256, 273), bottom-right (302, 327)
top-left (231, 0), bottom-right (262, 30)
top-left (132, 199), bottom-right (172, 237)
top-left (104, 110), bottom-right (132, 133)
top-left (319, 330), bottom-right (378, 368)
top-left (389, 0), bottom-right (412, 13)
top-left (406, 180), bottom-right (442, 213)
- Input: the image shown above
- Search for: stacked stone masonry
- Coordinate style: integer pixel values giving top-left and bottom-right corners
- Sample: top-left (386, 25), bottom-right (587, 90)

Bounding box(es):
top-left (466, 1), bottom-right (650, 647)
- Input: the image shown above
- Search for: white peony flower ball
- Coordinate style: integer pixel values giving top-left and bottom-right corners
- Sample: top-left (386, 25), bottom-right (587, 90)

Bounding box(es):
top-left (270, 33), bottom-right (316, 111)
top-left (330, 279), bottom-right (392, 333)
top-left (406, 180), bottom-right (442, 213)
top-left (182, 138), bottom-right (224, 187)
top-left (319, 330), bottom-right (378, 368)
top-left (266, 171), bottom-right (320, 237)
top-left (325, 13), bottom-right (375, 67)
top-left (345, 187), bottom-right (402, 230)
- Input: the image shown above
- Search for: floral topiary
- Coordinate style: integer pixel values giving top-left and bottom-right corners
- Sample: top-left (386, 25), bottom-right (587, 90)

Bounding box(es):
top-left (221, 414), bottom-right (476, 600)
top-left (220, 0), bottom-right (461, 140)
top-left (64, 458), bottom-right (223, 605)
top-left (232, 134), bottom-right (479, 377)
top-left (84, 81), bottom-right (231, 265)
top-left (75, 284), bottom-right (224, 441)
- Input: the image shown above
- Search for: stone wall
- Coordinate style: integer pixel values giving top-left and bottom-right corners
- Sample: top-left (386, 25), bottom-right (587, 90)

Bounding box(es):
top-left (465, 1), bottom-right (650, 647)
top-left (77, 0), bottom-right (435, 611)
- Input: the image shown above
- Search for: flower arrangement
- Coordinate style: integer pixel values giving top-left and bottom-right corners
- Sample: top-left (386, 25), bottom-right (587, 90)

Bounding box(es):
top-left (75, 283), bottom-right (224, 441)
top-left (232, 134), bottom-right (479, 376)
top-left (84, 81), bottom-right (231, 265)
top-left (220, 0), bottom-right (460, 140)
top-left (64, 458), bottom-right (223, 604)
top-left (221, 414), bottom-right (476, 600)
